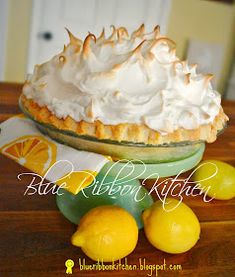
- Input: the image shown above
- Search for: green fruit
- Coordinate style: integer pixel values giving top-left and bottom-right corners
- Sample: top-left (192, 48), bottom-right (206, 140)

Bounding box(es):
top-left (193, 160), bottom-right (235, 200)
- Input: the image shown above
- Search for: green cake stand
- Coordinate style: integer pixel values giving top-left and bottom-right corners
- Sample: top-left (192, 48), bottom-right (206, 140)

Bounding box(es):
top-left (56, 144), bottom-right (205, 229)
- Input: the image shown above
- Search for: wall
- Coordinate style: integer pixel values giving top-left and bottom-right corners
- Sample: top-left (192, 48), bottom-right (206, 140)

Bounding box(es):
top-left (0, 0), bottom-right (8, 80)
top-left (167, 0), bottom-right (235, 93)
top-left (4, 0), bottom-right (32, 82)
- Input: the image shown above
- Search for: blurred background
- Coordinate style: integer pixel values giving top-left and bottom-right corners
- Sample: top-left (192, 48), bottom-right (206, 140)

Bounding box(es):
top-left (0, 0), bottom-right (234, 99)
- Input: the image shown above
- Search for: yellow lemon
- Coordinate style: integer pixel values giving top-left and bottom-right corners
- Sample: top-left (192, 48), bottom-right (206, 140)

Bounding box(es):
top-left (192, 160), bottom-right (235, 200)
top-left (1, 135), bottom-right (57, 175)
top-left (71, 205), bottom-right (138, 261)
top-left (142, 198), bottom-right (200, 254)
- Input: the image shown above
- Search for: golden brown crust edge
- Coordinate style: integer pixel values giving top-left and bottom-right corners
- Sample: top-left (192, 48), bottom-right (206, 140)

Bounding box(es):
top-left (21, 95), bottom-right (229, 145)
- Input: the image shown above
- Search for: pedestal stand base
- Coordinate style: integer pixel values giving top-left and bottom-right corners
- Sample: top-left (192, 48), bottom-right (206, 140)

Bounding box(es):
top-left (56, 144), bottom-right (205, 229)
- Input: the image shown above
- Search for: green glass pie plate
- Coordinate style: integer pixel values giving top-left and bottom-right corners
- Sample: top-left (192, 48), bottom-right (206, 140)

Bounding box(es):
top-left (19, 95), bottom-right (224, 163)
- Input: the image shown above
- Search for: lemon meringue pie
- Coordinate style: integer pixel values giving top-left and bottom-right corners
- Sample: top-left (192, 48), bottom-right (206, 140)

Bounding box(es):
top-left (21, 25), bottom-right (228, 146)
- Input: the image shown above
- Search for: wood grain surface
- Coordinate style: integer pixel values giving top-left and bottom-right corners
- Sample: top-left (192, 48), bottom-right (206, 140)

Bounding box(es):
top-left (0, 82), bottom-right (235, 277)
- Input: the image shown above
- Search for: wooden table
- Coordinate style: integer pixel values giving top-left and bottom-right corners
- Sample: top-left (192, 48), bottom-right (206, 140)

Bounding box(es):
top-left (0, 82), bottom-right (235, 277)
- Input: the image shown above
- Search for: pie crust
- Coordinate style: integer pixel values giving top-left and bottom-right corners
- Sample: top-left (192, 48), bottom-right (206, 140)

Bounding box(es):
top-left (21, 95), bottom-right (228, 145)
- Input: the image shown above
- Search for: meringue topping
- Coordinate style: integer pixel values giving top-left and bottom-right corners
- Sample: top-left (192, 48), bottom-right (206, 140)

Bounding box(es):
top-left (23, 25), bottom-right (221, 134)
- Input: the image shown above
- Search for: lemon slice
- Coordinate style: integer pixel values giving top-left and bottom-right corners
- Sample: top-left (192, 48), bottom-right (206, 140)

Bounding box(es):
top-left (1, 135), bottom-right (57, 175)
top-left (56, 170), bottom-right (97, 194)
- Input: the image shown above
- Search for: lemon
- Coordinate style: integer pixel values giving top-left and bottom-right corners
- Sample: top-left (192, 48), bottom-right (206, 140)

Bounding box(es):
top-left (192, 160), bottom-right (235, 200)
top-left (71, 205), bottom-right (138, 261)
top-left (142, 198), bottom-right (200, 254)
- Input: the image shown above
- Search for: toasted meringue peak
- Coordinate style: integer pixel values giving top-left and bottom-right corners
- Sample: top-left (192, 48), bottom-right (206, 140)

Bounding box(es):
top-left (132, 23), bottom-right (145, 38)
top-left (97, 28), bottom-right (105, 42)
top-left (82, 33), bottom-right (96, 57)
top-left (65, 27), bottom-right (82, 45)
top-left (117, 27), bottom-right (129, 42)
top-left (154, 25), bottom-right (160, 37)
top-left (204, 74), bottom-right (214, 86)
top-left (23, 25), bottom-right (223, 134)
top-left (108, 25), bottom-right (116, 40)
